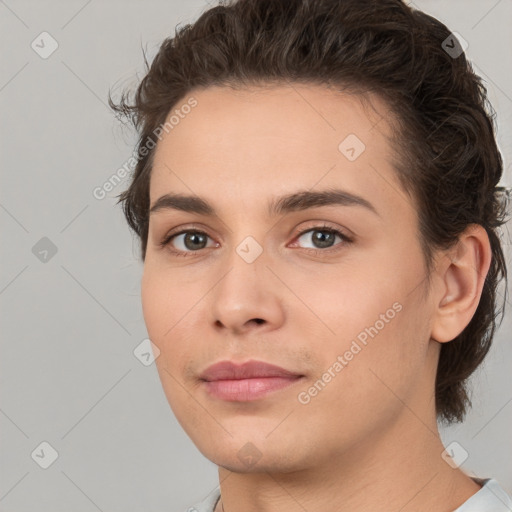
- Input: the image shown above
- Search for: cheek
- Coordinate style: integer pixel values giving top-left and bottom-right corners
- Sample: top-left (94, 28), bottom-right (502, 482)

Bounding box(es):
top-left (141, 264), bottom-right (198, 340)
top-left (289, 249), bottom-right (431, 388)
top-left (284, 261), bottom-right (401, 346)
top-left (141, 268), bottom-right (200, 417)
top-left (292, 301), bottom-right (431, 449)
top-left (141, 267), bottom-right (189, 383)
top-left (141, 267), bottom-right (167, 341)
top-left (141, 266), bottom-right (207, 377)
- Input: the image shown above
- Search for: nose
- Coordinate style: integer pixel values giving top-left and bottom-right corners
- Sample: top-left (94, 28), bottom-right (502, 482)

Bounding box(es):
top-left (209, 243), bottom-right (286, 336)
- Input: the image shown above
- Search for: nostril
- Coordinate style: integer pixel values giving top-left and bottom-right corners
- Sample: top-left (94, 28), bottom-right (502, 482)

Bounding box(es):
top-left (253, 318), bottom-right (265, 325)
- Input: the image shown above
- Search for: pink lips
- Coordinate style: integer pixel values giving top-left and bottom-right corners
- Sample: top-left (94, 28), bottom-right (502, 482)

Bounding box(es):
top-left (200, 360), bottom-right (303, 401)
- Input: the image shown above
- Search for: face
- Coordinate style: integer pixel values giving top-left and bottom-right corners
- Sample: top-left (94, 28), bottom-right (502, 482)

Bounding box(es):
top-left (142, 84), bottom-right (440, 473)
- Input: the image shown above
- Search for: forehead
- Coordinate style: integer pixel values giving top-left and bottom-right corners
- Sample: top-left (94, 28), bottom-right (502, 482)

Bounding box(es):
top-left (155, 83), bottom-right (393, 157)
top-left (150, 84), bottom-right (408, 216)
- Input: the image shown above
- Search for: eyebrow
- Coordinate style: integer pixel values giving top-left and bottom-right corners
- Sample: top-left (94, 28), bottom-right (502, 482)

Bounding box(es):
top-left (149, 188), bottom-right (379, 217)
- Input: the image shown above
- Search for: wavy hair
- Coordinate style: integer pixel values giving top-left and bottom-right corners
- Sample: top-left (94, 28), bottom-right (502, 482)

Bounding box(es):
top-left (109, 0), bottom-right (509, 424)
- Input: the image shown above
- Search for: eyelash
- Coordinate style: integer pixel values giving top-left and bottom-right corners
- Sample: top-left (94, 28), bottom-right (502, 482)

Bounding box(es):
top-left (159, 224), bottom-right (353, 258)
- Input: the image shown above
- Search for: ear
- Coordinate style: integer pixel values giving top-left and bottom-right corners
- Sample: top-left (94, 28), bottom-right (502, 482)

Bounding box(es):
top-left (430, 224), bottom-right (492, 343)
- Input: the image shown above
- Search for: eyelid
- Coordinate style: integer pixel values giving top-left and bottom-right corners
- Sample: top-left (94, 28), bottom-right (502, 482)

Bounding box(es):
top-left (159, 223), bottom-right (220, 245)
top-left (291, 221), bottom-right (353, 242)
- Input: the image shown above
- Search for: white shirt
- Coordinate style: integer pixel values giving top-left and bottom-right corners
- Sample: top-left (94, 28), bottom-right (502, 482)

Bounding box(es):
top-left (454, 478), bottom-right (512, 511)
top-left (184, 478), bottom-right (512, 512)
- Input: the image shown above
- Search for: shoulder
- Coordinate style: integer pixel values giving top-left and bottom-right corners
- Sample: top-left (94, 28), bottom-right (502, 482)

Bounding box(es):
top-left (454, 477), bottom-right (512, 511)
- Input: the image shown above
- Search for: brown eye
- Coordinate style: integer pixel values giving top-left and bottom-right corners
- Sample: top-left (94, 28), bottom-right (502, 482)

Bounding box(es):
top-left (296, 227), bottom-right (348, 250)
top-left (162, 230), bottom-right (215, 254)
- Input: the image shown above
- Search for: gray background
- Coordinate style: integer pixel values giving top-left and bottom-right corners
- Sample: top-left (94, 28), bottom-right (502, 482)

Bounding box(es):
top-left (0, 1), bottom-right (511, 510)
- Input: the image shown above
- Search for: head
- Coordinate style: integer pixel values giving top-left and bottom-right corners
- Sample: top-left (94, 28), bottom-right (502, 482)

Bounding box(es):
top-left (110, 0), bottom-right (508, 471)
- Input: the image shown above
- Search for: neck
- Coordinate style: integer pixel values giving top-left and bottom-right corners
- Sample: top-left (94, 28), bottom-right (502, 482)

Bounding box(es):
top-left (215, 411), bottom-right (480, 512)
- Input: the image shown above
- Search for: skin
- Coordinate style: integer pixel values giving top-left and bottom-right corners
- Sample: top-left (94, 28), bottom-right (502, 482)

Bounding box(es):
top-left (142, 84), bottom-right (491, 512)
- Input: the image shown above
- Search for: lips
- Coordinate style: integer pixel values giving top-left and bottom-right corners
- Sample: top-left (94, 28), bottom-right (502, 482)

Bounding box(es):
top-left (199, 360), bottom-right (304, 402)
top-left (199, 360), bottom-right (302, 381)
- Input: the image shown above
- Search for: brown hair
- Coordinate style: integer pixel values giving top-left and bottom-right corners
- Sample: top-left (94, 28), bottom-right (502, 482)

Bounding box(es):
top-left (109, 0), bottom-right (509, 424)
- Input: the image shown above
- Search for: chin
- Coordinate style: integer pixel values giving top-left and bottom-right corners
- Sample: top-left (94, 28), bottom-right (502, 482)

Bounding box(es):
top-left (194, 436), bottom-right (309, 474)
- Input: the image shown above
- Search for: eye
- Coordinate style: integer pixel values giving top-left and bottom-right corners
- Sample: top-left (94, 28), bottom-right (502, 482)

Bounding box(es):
top-left (161, 230), bottom-right (217, 255)
top-left (159, 224), bottom-right (352, 257)
top-left (293, 226), bottom-right (351, 251)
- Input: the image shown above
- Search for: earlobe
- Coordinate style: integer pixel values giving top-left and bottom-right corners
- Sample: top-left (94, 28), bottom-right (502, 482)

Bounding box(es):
top-left (430, 224), bottom-right (492, 343)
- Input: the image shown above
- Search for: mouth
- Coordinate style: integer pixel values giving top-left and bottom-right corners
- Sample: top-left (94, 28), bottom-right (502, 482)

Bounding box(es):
top-left (199, 359), bottom-right (304, 402)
